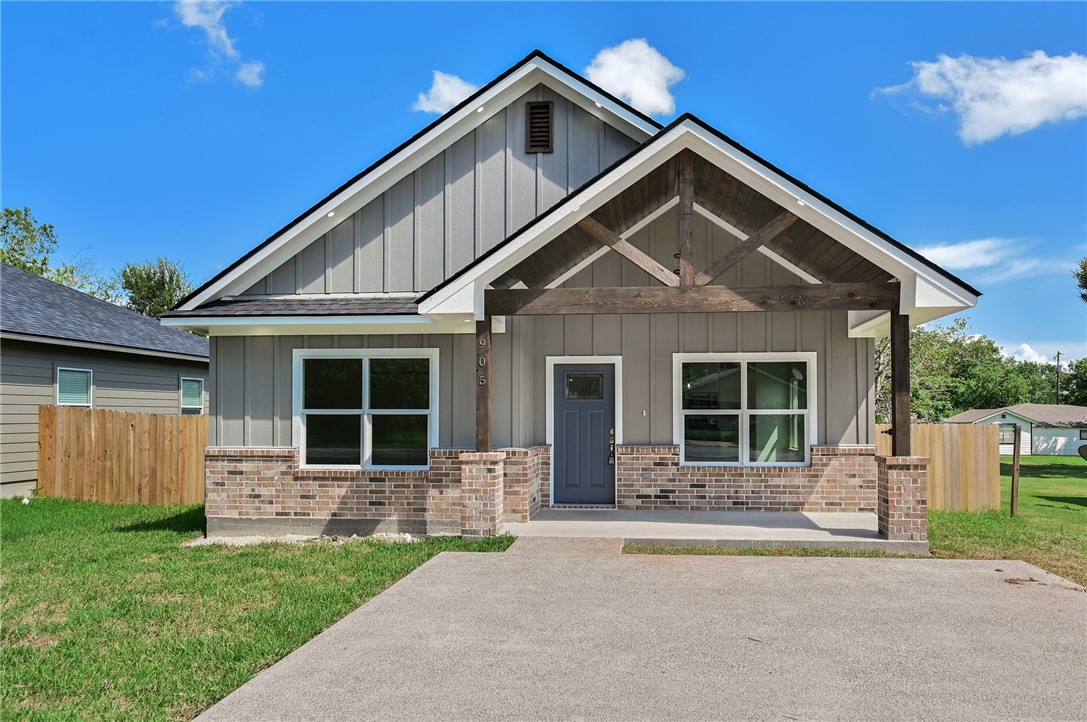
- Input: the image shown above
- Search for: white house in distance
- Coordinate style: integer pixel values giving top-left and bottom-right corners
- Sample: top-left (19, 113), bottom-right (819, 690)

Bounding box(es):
top-left (945, 403), bottom-right (1087, 456)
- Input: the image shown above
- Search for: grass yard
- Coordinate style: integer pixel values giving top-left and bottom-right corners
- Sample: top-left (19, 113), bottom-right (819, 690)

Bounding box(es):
top-left (929, 454), bottom-right (1086, 585)
top-left (0, 499), bottom-right (512, 721)
top-left (628, 455), bottom-right (1087, 586)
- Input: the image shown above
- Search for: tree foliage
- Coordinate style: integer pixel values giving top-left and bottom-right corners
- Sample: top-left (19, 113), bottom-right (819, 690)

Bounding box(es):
top-left (875, 317), bottom-right (1073, 423)
top-left (1076, 257), bottom-right (1087, 303)
top-left (119, 258), bottom-right (194, 319)
top-left (1, 206), bottom-right (122, 302)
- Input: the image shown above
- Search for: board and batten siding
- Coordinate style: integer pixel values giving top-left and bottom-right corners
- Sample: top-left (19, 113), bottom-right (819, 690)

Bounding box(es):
top-left (241, 84), bottom-right (640, 296)
top-left (0, 339), bottom-right (209, 496)
top-left (212, 207), bottom-right (876, 451)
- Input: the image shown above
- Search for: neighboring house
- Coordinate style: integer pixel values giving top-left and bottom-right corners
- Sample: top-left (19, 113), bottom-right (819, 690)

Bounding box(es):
top-left (162, 50), bottom-right (979, 543)
top-left (0, 262), bottom-right (209, 497)
top-left (946, 404), bottom-right (1087, 456)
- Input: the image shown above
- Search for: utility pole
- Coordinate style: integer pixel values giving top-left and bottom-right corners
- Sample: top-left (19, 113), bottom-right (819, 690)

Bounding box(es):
top-left (1056, 351), bottom-right (1062, 405)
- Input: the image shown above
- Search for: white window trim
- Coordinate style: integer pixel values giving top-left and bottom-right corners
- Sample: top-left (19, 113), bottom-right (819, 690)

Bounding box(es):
top-left (672, 352), bottom-right (818, 467)
top-left (292, 348), bottom-right (439, 471)
top-left (56, 367), bottom-right (93, 408)
top-left (180, 377), bottom-right (205, 413)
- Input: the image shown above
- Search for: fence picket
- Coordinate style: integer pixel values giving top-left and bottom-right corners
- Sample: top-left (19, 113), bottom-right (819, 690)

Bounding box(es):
top-left (36, 405), bottom-right (206, 506)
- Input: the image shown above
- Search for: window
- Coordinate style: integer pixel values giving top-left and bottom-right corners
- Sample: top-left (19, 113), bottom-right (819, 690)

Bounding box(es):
top-left (673, 353), bottom-right (815, 466)
top-left (295, 350), bottom-right (438, 469)
top-left (1080, 430), bottom-right (1087, 441)
top-left (181, 378), bottom-right (205, 415)
top-left (56, 368), bottom-right (92, 407)
top-left (999, 424), bottom-right (1018, 445)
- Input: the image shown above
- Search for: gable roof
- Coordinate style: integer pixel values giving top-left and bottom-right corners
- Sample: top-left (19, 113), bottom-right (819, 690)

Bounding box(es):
top-left (1, 263), bottom-right (208, 360)
top-left (174, 50), bottom-right (662, 312)
top-left (946, 404), bottom-right (1087, 428)
top-left (417, 114), bottom-right (981, 328)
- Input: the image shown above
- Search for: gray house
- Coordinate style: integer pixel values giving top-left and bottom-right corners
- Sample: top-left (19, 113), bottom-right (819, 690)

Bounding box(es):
top-left (163, 51), bottom-right (979, 543)
top-left (946, 403), bottom-right (1087, 456)
top-left (0, 262), bottom-right (209, 497)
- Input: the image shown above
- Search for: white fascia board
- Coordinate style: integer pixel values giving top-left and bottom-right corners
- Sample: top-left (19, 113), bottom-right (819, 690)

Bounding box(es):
top-left (180, 59), bottom-right (656, 311)
top-left (420, 130), bottom-right (692, 316)
top-left (161, 314), bottom-right (482, 337)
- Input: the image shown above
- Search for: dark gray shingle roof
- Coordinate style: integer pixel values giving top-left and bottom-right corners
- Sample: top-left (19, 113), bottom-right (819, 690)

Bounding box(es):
top-left (162, 296), bottom-right (420, 317)
top-left (1, 262), bottom-right (209, 359)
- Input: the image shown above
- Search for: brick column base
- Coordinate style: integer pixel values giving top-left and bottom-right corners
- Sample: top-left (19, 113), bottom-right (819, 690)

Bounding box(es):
top-left (459, 452), bottom-right (506, 537)
top-left (877, 456), bottom-right (929, 541)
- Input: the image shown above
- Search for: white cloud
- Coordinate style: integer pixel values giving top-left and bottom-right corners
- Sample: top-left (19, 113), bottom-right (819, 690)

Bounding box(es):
top-left (918, 237), bottom-right (1074, 284)
top-left (235, 60), bottom-right (265, 88)
top-left (172, 1), bottom-right (264, 87)
top-left (876, 51), bottom-right (1087, 144)
top-left (1006, 342), bottom-right (1049, 364)
top-left (585, 39), bottom-right (684, 117)
top-left (916, 237), bottom-right (1017, 270)
top-left (412, 71), bottom-right (478, 114)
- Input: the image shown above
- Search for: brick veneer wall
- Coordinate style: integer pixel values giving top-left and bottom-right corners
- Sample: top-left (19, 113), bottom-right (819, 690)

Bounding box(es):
top-left (460, 452), bottom-right (505, 537)
top-left (877, 455), bottom-right (929, 541)
top-left (501, 446), bottom-right (550, 522)
top-left (615, 445), bottom-right (878, 512)
top-left (205, 448), bottom-right (468, 536)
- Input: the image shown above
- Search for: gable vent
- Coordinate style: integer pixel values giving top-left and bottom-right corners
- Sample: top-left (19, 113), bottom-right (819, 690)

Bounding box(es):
top-left (525, 101), bottom-right (554, 154)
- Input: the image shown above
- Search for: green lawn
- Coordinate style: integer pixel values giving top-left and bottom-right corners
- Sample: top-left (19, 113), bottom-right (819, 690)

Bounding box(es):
top-left (929, 454), bottom-right (1086, 585)
top-left (628, 455), bottom-right (1086, 586)
top-left (0, 499), bottom-right (512, 721)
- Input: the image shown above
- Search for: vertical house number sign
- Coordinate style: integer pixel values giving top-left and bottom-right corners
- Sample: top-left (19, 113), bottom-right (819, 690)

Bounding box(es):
top-left (478, 337), bottom-right (488, 386)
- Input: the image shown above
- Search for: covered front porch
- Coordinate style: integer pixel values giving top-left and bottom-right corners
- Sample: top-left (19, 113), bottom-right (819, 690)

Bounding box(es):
top-left (505, 508), bottom-right (928, 554)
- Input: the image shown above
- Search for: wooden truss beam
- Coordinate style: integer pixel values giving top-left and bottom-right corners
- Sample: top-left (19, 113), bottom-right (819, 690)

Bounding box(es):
top-left (677, 149), bottom-right (695, 286)
top-left (577, 217), bottom-right (680, 287)
top-left (694, 211), bottom-right (798, 286)
top-left (485, 283), bottom-right (899, 316)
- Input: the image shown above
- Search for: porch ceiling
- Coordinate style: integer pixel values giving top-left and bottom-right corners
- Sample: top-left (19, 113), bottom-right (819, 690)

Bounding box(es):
top-left (490, 151), bottom-right (893, 290)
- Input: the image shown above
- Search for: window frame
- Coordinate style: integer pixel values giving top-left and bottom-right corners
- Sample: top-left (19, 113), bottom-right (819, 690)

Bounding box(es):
top-left (998, 423), bottom-right (1018, 445)
top-left (1079, 429), bottom-right (1087, 441)
top-left (672, 352), bottom-right (817, 467)
top-left (56, 367), bottom-right (93, 408)
top-left (292, 348), bottom-right (439, 471)
top-left (180, 377), bottom-right (205, 415)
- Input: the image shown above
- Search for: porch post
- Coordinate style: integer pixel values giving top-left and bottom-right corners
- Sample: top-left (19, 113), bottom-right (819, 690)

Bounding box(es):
top-left (890, 308), bottom-right (911, 456)
top-left (475, 316), bottom-right (492, 452)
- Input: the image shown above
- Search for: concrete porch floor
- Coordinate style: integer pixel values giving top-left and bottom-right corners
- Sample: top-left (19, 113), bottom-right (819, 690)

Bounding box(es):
top-left (504, 509), bottom-right (928, 554)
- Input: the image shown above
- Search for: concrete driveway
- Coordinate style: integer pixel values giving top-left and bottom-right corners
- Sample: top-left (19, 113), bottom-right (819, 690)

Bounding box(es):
top-left (199, 538), bottom-right (1086, 721)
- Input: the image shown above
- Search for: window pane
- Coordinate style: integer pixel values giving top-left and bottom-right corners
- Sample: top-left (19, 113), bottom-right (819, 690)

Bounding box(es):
top-left (682, 363), bottom-right (741, 410)
top-left (371, 414), bottom-right (428, 466)
top-left (750, 414), bottom-right (806, 463)
top-left (304, 359), bottom-right (362, 410)
top-left (683, 414), bottom-right (739, 463)
top-left (565, 373), bottom-right (603, 400)
top-left (369, 358), bottom-right (429, 410)
top-left (999, 424), bottom-right (1017, 444)
top-left (748, 362), bottom-right (807, 410)
top-left (57, 369), bottom-right (91, 405)
top-left (304, 414), bottom-right (361, 465)
top-left (181, 378), bottom-right (204, 409)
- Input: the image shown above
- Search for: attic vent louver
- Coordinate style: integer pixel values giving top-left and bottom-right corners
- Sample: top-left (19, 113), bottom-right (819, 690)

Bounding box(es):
top-left (525, 101), bottom-right (554, 153)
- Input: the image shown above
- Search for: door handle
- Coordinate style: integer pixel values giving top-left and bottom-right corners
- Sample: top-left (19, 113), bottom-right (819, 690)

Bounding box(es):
top-left (608, 427), bottom-right (615, 465)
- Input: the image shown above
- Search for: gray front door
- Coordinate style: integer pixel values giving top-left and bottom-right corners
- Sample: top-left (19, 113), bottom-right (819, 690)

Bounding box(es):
top-left (553, 364), bottom-right (615, 505)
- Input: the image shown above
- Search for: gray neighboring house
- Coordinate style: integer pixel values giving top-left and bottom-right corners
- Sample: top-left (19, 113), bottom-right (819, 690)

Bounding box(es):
top-left (162, 50), bottom-right (979, 542)
top-left (946, 403), bottom-right (1087, 456)
top-left (0, 262), bottom-right (210, 497)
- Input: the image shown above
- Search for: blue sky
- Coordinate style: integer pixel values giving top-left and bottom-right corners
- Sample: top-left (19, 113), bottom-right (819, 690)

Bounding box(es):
top-left (3, 2), bottom-right (1085, 361)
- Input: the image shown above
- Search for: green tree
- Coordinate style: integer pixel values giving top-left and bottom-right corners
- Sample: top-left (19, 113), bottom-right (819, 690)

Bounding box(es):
top-left (1, 206), bottom-right (57, 275)
top-left (1063, 358), bottom-right (1087, 406)
top-left (1075, 257), bottom-right (1087, 303)
top-left (119, 258), bottom-right (194, 319)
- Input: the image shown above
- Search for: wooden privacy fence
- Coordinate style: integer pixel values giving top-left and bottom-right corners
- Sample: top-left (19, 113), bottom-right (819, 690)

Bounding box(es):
top-left (876, 423), bottom-right (1000, 511)
top-left (38, 405), bottom-right (208, 505)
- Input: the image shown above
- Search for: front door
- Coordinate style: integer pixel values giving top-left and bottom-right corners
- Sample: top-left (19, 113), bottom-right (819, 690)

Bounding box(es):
top-left (553, 364), bottom-right (616, 505)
